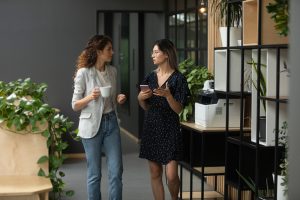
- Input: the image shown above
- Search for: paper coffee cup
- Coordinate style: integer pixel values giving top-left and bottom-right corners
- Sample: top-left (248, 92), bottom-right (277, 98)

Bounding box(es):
top-left (100, 86), bottom-right (111, 98)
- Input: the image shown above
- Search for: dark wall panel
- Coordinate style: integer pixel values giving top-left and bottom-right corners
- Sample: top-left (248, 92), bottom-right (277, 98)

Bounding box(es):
top-left (0, 0), bottom-right (164, 153)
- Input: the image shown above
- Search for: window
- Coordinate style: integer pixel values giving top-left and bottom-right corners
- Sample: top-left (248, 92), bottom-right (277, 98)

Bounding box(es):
top-left (166, 0), bottom-right (207, 66)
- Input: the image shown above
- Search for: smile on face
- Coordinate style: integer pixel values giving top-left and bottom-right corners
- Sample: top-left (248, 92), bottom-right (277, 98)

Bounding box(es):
top-left (151, 45), bottom-right (168, 65)
top-left (98, 42), bottom-right (114, 62)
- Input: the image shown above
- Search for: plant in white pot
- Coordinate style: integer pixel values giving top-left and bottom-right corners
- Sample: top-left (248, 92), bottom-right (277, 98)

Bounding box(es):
top-left (211, 0), bottom-right (242, 47)
top-left (276, 121), bottom-right (288, 200)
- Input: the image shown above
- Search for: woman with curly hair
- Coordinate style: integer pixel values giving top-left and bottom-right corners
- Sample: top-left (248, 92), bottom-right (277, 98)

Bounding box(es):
top-left (72, 34), bottom-right (126, 200)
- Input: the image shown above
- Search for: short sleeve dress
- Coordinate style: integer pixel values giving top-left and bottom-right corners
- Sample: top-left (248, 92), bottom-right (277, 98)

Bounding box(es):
top-left (139, 70), bottom-right (190, 165)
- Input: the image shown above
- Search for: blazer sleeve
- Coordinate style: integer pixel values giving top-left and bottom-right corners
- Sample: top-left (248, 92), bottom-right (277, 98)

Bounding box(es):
top-left (71, 69), bottom-right (87, 110)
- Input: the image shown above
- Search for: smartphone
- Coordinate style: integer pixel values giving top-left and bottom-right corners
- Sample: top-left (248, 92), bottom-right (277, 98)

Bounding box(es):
top-left (140, 84), bottom-right (150, 91)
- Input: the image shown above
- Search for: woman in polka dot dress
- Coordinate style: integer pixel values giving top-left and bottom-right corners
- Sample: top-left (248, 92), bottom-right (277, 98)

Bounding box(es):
top-left (137, 39), bottom-right (190, 200)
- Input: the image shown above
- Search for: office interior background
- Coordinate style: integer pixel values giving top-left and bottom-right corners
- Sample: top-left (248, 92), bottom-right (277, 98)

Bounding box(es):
top-left (0, 0), bottom-right (299, 198)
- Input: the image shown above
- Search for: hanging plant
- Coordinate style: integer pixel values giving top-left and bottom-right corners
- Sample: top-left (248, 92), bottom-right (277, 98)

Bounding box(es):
top-left (0, 78), bottom-right (77, 200)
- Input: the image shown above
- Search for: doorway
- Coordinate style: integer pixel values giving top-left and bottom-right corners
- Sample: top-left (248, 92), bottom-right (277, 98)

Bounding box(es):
top-left (96, 11), bottom-right (165, 138)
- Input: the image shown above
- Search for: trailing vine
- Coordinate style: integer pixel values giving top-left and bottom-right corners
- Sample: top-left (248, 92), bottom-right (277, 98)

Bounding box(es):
top-left (0, 78), bottom-right (76, 199)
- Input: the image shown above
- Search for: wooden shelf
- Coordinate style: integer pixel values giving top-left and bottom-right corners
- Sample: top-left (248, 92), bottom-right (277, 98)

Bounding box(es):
top-left (243, 0), bottom-right (258, 45)
top-left (243, 0), bottom-right (288, 46)
top-left (194, 166), bottom-right (225, 175)
top-left (181, 122), bottom-right (250, 133)
top-left (180, 191), bottom-right (223, 199)
top-left (261, 96), bottom-right (288, 103)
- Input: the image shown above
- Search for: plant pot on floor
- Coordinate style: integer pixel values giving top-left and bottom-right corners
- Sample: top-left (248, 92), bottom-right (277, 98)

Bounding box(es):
top-left (277, 175), bottom-right (288, 200)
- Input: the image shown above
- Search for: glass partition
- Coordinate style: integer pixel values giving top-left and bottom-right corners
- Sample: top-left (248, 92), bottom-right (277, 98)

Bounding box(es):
top-left (176, 13), bottom-right (185, 49)
top-left (169, 15), bottom-right (176, 43)
top-left (187, 11), bottom-right (196, 48)
top-left (167, 0), bottom-right (208, 67)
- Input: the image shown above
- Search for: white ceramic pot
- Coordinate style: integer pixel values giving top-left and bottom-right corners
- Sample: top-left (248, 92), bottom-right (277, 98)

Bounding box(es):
top-left (273, 174), bottom-right (288, 200)
top-left (277, 175), bottom-right (287, 200)
top-left (219, 26), bottom-right (242, 47)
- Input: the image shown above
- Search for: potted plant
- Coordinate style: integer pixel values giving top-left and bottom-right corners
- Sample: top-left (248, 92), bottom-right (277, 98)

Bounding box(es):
top-left (246, 59), bottom-right (267, 111)
top-left (210, 0), bottom-right (243, 46)
top-left (276, 121), bottom-right (288, 199)
top-left (266, 0), bottom-right (289, 37)
top-left (0, 78), bottom-right (76, 200)
top-left (246, 59), bottom-right (268, 142)
top-left (178, 58), bottom-right (214, 122)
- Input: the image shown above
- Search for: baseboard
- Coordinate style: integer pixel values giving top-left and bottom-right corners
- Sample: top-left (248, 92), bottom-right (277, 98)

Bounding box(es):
top-left (64, 128), bottom-right (138, 159)
top-left (65, 153), bottom-right (86, 159)
top-left (120, 127), bottom-right (139, 143)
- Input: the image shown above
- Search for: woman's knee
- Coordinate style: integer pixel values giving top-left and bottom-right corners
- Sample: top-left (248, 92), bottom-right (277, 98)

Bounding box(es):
top-left (166, 161), bottom-right (179, 184)
top-left (149, 161), bottom-right (163, 179)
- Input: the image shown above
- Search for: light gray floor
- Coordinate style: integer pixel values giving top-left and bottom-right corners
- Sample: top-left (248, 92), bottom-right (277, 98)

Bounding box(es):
top-left (61, 131), bottom-right (212, 200)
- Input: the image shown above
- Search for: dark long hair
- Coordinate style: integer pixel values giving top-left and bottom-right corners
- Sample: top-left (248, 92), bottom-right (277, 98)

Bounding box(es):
top-left (153, 39), bottom-right (178, 70)
top-left (74, 35), bottom-right (112, 78)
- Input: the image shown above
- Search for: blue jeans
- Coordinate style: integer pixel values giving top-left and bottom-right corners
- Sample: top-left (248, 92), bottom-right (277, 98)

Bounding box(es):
top-left (82, 111), bottom-right (123, 200)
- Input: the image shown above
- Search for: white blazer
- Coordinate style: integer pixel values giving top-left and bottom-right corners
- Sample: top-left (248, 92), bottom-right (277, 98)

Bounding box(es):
top-left (72, 66), bottom-right (118, 139)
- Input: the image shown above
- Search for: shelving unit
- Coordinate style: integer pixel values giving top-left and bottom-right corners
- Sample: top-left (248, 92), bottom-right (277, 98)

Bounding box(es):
top-left (178, 122), bottom-right (249, 200)
top-left (212, 0), bottom-right (289, 199)
top-left (250, 48), bottom-right (289, 146)
top-left (214, 49), bottom-right (252, 92)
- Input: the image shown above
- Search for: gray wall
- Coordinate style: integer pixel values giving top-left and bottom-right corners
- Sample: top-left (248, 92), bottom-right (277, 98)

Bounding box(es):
top-left (144, 13), bottom-right (166, 74)
top-left (0, 0), bottom-right (164, 153)
top-left (288, 0), bottom-right (300, 198)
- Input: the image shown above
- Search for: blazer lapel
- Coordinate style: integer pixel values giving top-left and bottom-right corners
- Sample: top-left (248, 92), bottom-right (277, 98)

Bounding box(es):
top-left (90, 67), bottom-right (102, 87)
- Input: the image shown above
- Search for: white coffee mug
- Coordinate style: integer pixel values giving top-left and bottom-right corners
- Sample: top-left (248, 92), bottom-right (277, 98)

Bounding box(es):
top-left (100, 86), bottom-right (111, 98)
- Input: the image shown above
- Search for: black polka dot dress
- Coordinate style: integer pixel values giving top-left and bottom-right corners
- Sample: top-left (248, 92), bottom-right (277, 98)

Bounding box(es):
top-left (139, 70), bottom-right (190, 165)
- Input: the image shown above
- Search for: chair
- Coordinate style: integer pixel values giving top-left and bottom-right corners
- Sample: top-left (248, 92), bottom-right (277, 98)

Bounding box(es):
top-left (0, 127), bottom-right (52, 200)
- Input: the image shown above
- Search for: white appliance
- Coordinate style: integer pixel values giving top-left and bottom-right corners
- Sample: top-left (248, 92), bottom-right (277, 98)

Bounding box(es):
top-left (195, 98), bottom-right (242, 128)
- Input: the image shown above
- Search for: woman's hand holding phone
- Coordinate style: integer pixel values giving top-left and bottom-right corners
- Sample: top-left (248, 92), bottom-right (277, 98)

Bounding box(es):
top-left (138, 85), bottom-right (152, 101)
top-left (140, 85), bottom-right (150, 91)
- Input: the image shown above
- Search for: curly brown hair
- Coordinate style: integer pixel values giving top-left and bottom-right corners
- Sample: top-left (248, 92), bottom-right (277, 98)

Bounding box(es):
top-left (73, 35), bottom-right (112, 78)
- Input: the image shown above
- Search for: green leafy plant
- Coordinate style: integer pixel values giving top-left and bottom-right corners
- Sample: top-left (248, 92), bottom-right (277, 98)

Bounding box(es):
top-left (246, 59), bottom-right (267, 111)
top-left (210, 0), bottom-right (242, 27)
top-left (178, 58), bottom-right (214, 121)
top-left (277, 121), bottom-right (288, 195)
top-left (266, 0), bottom-right (289, 36)
top-left (0, 78), bottom-right (76, 200)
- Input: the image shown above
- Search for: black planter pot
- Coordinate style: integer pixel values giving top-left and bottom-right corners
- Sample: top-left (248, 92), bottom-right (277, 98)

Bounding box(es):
top-left (259, 116), bottom-right (266, 142)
